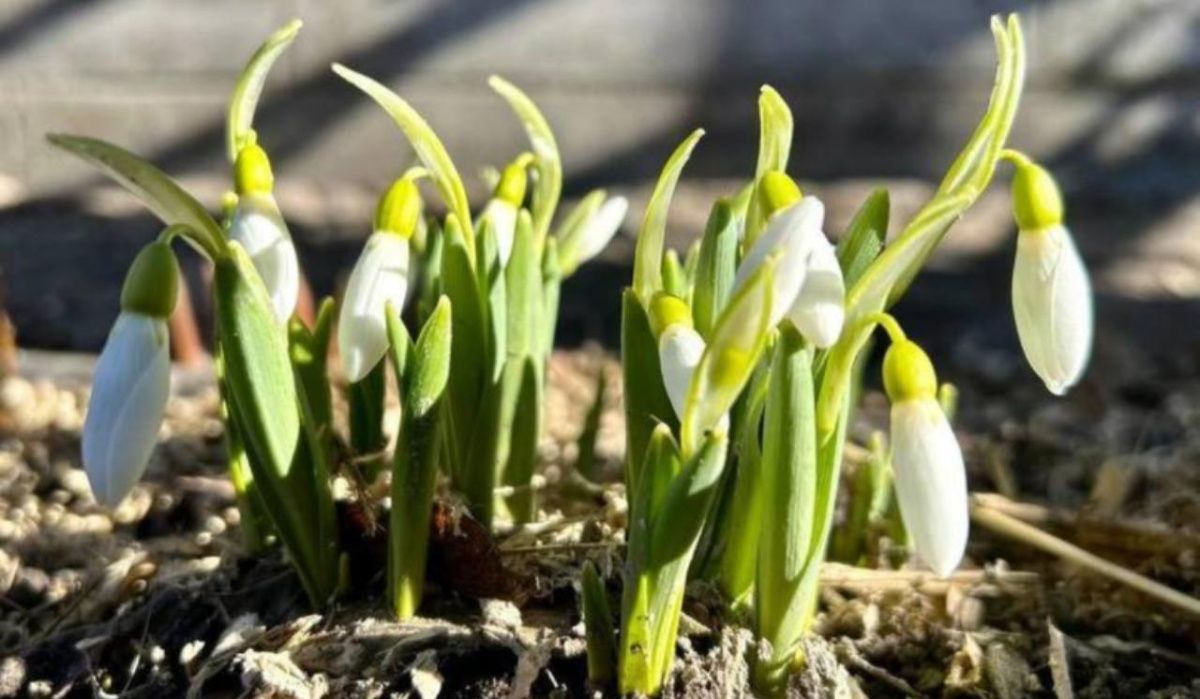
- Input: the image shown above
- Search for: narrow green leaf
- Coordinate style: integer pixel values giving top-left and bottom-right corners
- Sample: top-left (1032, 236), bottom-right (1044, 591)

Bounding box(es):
top-left (649, 431), bottom-right (729, 568)
top-left (347, 357), bottom-right (387, 473)
top-left (692, 199), bottom-right (739, 339)
top-left (383, 301), bottom-right (414, 384)
top-left (660, 249), bottom-right (687, 299)
top-left (540, 237), bottom-right (562, 359)
top-left (743, 86), bottom-right (794, 248)
top-left (407, 296), bottom-right (453, 419)
top-left (497, 356), bottom-right (541, 523)
top-left (620, 289), bottom-right (677, 491)
top-left (440, 217), bottom-right (487, 483)
top-left (835, 188), bottom-right (889, 290)
top-left (574, 367), bottom-right (607, 483)
top-left (754, 326), bottom-right (817, 693)
top-left (46, 135), bottom-right (225, 258)
top-left (227, 19), bottom-right (302, 161)
top-left (505, 211), bottom-right (539, 358)
top-left (477, 217), bottom-right (507, 382)
top-left (333, 64), bottom-right (473, 257)
top-left (489, 76), bottom-right (562, 246)
top-left (582, 562), bottom-right (617, 686)
top-left (632, 129), bottom-right (704, 302)
top-left (288, 296), bottom-right (335, 431)
top-left (555, 189), bottom-right (606, 276)
top-left (680, 258), bottom-right (776, 458)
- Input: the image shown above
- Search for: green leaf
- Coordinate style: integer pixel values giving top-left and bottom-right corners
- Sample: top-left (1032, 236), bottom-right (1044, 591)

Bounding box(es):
top-left (496, 356), bottom-right (541, 523)
top-left (333, 64), bottom-right (473, 259)
top-left (505, 210), bottom-right (539, 358)
top-left (574, 367), bottom-right (607, 483)
top-left (347, 357), bottom-right (387, 473)
top-left (754, 326), bottom-right (817, 692)
top-left (680, 257), bottom-right (776, 458)
top-left (440, 217), bottom-right (487, 484)
top-left (383, 301), bottom-right (414, 381)
top-left (744, 85), bottom-right (795, 248)
top-left (649, 430), bottom-right (729, 568)
top-left (288, 296), bottom-right (335, 431)
top-left (692, 199), bottom-right (739, 339)
top-left (489, 76), bottom-right (562, 246)
top-left (660, 249), bottom-right (687, 299)
top-left (47, 135), bottom-right (226, 259)
top-left (539, 237), bottom-right (562, 359)
top-left (632, 129), bottom-right (704, 303)
top-left (835, 188), bottom-right (889, 290)
top-left (620, 289), bottom-right (678, 492)
top-left (582, 562), bottom-right (617, 686)
top-left (477, 217), bottom-right (507, 382)
top-left (407, 295), bottom-right (453, 419)
top-left (227, 19), bottom-right (302, 162)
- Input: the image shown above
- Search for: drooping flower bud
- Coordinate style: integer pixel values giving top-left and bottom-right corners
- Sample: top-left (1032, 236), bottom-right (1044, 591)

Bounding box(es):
top-left (82, 240), bottom-right (179, 508)
top-left (482, 154), bottom-right (531, 267)
top-left (573, 196), bottom-right (628, 267)
top-left (229, 143), bottom-right (300, 324)
top-left (786, 235), bottom-right (844, 348)
top-left (1006, 152), bottom-right (1092, 395)
top-left (338, 176), bottom-right (420, 383)
top-left (882, 336), bottom-right (968, 578)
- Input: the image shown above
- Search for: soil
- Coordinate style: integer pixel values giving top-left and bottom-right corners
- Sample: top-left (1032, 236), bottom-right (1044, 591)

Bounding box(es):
top-left (1, 343), bottom-right (1199, 699)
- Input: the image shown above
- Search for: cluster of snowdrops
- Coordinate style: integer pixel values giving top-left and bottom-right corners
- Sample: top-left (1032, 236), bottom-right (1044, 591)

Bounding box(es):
top-left (64, 14), bottom-right (1088, 696)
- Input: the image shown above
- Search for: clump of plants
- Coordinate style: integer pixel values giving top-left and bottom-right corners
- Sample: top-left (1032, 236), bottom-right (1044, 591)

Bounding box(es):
top-left (66, 13), bottom-right (1102, 695)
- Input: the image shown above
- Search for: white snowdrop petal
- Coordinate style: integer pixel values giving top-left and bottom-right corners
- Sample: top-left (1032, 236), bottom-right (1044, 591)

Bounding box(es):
top-left (732, 196), bottom-right (826, 327)
top-left (889, 399), bottom-right (969, 577)
top-left (82, 313), bottom-right (171, 508)
top-left (786, 236), bottom-right (845, 348)
top-left (483, 199), bottom-right (518, 267)
top-left (658, 324), bottom-right (706, 421)
top-left (229, 193), bottom-right (300, 324)
top-left (576, 196), bottom-right (629, 265)
top-left (338, 232), bottom-right (411, 383)
top-left (1012, 224), bottom-right (1093, 395)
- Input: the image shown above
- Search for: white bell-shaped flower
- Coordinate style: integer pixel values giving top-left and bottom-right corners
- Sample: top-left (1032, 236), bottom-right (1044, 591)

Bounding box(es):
top-left (786, 235), bottom-right (845, 348)
top-left (338, 232), bottom-right (411, 382)
top-left (82, 241), bottom-right (178, 508)
top-left (658, 323), bottom-right (706, 420)
top-left (574, 196), bottom-right (628, 266)
top-left (229, 143), bottom-right (300, 325)
top-left (733, 196), bottom-right (824, 328)
top-left (1007, 153), bottom-right (1092, 396)
top-left (482, 198), bottom-right (518, 267)
top-left (883, 335), bottom-right (968, 577)
top-left (338, 175), bottom-right (421, 383)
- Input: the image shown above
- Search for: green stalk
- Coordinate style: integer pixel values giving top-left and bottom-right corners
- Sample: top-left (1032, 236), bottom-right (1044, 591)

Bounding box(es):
top-left (348, 357), bottom-right (387, 479)
top-left (582, 562), bottom-right (617, 687)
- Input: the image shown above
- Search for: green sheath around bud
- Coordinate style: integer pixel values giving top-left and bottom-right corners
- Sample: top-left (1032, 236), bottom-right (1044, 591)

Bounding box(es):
top-left (234, 143), bottom-right (275, 195)
top-left (374, 176), bottom-right (422, 239)
top-left (1006, 151), bottom-right (1063, 231)
top-left (495, 154), bottom-right (533, 206)
top-left (883, 339), bottom-right (937, 403)
top-left (121, 240), bottom-right (180, 318)
top-left (648, 292), bottom-right (692, 338)
top-left (758, 170), bottom-right (802, 218)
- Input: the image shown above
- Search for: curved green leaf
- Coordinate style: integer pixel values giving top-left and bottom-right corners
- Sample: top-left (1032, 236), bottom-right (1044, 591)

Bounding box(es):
top-left (489, 75), bottom-right (562, 245)
top-left (755, 85), bottom-right (793, 178)
top-left (333, 64), bottom-right (473, 258)
top-left (227, 19), bottom-right (302, 162)
top-left (47, 134), bottom-right (225, 259)
top-left (632, 129), bottom-right (704, 303)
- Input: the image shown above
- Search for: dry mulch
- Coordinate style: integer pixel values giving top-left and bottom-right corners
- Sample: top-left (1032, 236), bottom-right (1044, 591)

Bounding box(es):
top-left (0, 349), bottom-right (1198, 697)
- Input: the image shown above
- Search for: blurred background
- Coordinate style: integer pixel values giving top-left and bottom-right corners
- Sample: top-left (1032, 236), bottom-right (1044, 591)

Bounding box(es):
top-left (0, 0), bottom-right (1197, 394)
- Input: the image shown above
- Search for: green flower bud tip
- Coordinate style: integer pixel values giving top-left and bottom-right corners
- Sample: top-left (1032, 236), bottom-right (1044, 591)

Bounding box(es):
top-left (220, 191), bottom-right (239, 221)
top-left (1005, 150), bottom-right (1063, 231)
top-left (495, 153), bottom-right (533, 207)
top-left (883, 339), bottom-right (938, 404)
top-left (234, 143), bottom-right (274, 196)
top-left (121, 240), bottom-right (180, 318)
top-left (375, 176), bottom-right (422, 239)
top-left (648, 292), bottom-right (692, 338)
top-left (758, 170), bottom-right (802, 217)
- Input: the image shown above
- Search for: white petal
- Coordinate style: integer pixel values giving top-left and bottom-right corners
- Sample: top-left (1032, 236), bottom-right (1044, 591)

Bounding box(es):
top-left (483, 199), bottom-right (518, 267)
top-left (786, 236), bottom-right (845, 348)
top-left (732, 196), bottom-right (826, 327)
top-left (229, 193), bottom-right (300, 324)
top-left (82, 313), bottom-right (171, 508)
top-left (338, 232), bottom-right (411, 383)
top-left (658, 324), bottom-right (706, 421)
top-left (890, 399), bottom-right (969, 577)
top-left (1012, 224), bottom-right (1093, 395)
top-left (575, 196), bottom-right (628, 265)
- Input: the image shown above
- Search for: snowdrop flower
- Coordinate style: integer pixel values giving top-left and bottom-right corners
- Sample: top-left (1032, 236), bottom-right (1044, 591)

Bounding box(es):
top-left (481, 156), bottom-right (530, 267)
top-left (338, 176), bottom-right (421, 383)
top-left (881, 326), bottom-right (968, 577)
top-left (732, 172), bottom-right (845, 346)
top-left (228, 142), bottom-right (300, 324)
top-left (82, 240), bottom-right (179, 508)
top-left (573, 195), bottom-right (628, 267)
top-left (1006, 151), bottom-right (1092, 395)
top-left (650, 293), bottom-right (728, 431)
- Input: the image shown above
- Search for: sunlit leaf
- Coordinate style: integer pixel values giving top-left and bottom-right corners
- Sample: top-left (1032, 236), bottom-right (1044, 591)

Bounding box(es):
top-left (489, 76), bottom-right (562, 245)
top-left (227, 19), bottom-right (302, 162)
top-left (632, 129), bottom-right (704, 303)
